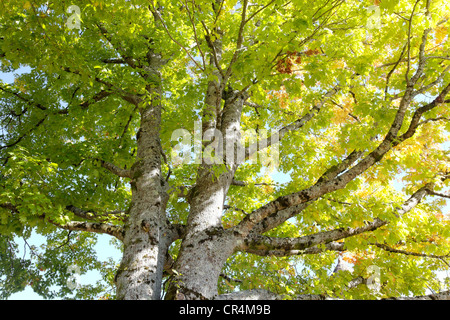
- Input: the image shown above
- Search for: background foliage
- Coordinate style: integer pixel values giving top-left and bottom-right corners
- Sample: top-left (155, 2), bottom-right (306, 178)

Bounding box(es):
top-left (0, 0), bottom-right (449, 299)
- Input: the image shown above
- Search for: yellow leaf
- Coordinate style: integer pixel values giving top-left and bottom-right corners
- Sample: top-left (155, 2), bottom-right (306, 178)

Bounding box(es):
top-left (23, 1), bottom-right (32, 9)
top-left (435, 25), bottom-right (447, 45)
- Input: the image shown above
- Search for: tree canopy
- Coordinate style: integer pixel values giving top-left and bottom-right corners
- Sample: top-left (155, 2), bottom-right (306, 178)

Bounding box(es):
top-left (0, 0), bottom-right (449, 300)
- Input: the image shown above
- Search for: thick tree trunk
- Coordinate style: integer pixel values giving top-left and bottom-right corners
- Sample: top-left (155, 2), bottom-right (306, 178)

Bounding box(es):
top-left (115, 54), bottom-right (170, 300)
top-left (165, 90), bottom-right (247, 300)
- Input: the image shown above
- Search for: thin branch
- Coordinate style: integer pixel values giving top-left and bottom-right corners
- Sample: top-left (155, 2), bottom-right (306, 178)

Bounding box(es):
top-left (201, 20), bottom-right (225, 78)
top-left (405, 0), bottom-right (421, 85)
top-left (399, 82), bottom-right (450, 141)
top-left (0, 84), bottom-right (68, 114)
top-left (245, 86), bottom-right (340, 160)
top-left (223, 0), bottom-right (248, 81)
top-left (230, 179), bottom-right (278, 187)
top-left (244, 0), bottom-right (277, 25)
top-left (413, 64), bottom-right (450, 97)
top-left (219, 273), bottom-right (243, 284)
top-left (417, 116), bottom-right (450, 126)
top-left (385, 43), bottom-right (407, 100)
top-left (0, 203), bottom-right (125, 240)
top-left (183, 0), bottom-right (206, 69)
top-left (95, 22), bottom-right (139, 70)
top-left (98, 159), bottom-right (132, 178)
top-left (101, 58), bottom-right (126, 64)
top-left (0, 203), bottom-right (19, 213)
top-left (409, 21), bottom-right (432, 86)
top-left (376, 43), bottom-right (447, 69)
top-left (118, 105), bottom-right (138, 145)
top-left (330, 100), bottom-right (361, 122)
top-left (223, 205), bottom-right (248, 216)
top-left (373, 243), bottom-right (450, 260)
top-left (79, 89), bottom-right (113, 110)
top-left (0, 115), bottom-right (47, 150)
top-left (150, 3), bottom-right (204, 71)
top-left (61, 66), bottom-right (140, 107)
top-left (424, 55), bottom-right (450, 62)
top-left (427, 190), bottom-right (450, 199)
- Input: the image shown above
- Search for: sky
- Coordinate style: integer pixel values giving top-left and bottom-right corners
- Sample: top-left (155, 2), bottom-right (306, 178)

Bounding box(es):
top-left (0, 67), bottom-right (120, 299)
top-left (7, 233), bottom-right (121, 300)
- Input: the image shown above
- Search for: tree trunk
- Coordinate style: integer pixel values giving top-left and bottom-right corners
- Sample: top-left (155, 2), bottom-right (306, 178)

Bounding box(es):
top-left (165, 89), bottom-right (247, 300)
top-left (115, 54), bottom-right (170, 300)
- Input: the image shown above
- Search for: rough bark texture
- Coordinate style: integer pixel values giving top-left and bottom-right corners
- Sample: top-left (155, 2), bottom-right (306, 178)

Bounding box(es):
top-left (115, 52), bottom-right (170, 300)
top-left (165, 89), bottom-right (249, 300)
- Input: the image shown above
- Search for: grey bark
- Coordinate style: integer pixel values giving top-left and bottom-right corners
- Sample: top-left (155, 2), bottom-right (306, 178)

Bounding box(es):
top-left (165, 89), bottom-right (249, 300)
top-left (114, 51), bottom-right (170, 300)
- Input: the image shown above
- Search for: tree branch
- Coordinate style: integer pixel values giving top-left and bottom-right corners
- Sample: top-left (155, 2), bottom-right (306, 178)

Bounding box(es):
top-left (413, 64), bottom-right (450, 97)
top-left (384, 290), bottom-right (450, 300)
top-left (0, 203), bottom-right (125, 240)
top-left (238, 184), bottom-right (430, 256)
top-left (98, 159), bottom-right (132, 178)
top-left (183, 0), bottom-right (206, 69)
top-left (385, 43), bottom-right (407, 100)
top-left (95, 22), bottom-right (139, 70)
top-left (50, 220), bottom-right (124, 241)
top-left (235, 68), bottom-right (449, 237)
top-left (399, 82), bottom-right (450, 142)
top-left (405, 0), bottom-right (421, 84)
top-left (250, 203), bottom-right (310, 236)
top-left (65, 205), bottom-right (127, 222)
top-left (427, 190), bottom-right (450, 199)
top-left (230, 179), bottom-right (278, 187)
top-left (101, 58), bottom-right (126, 64)
top-left (408, 8), bottom-right (432, 86)
top-left (0, 83), bottom-right (70, 115)
top-left (244, 0), bottom-right (277, 25)
top-left (0, 115), bottom-right (47, 150)
top-left (223, 0), bottom-right (248, 81)
top-left (219, 273), bottom-right (243, 284)
top-left (373, 243), bottom-right (450, 260)
top-left (201, 20), bottom-right (225, 78)
top-left (149, 3), bottom-right (204, 71)
top-left (240, 241), bottom-right (345, 257)
top-left (417, 116), bottom-right (450, 127)
top-left (216, 288), bottom-right (450, 300)
top-left (234, 147), bottom-right (361, 236)
top-left (79, 89), bottom-right (113, 110)
top-left (245, 86), bottom-right (340, 160)
top-left (215, 289), bottom-right (324, 300)
top-left (316, 149), bottom-right (364, 184)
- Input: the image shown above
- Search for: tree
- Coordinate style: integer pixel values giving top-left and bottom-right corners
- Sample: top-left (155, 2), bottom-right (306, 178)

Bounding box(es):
top-left (0, 0), bottom-right (449, 300)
